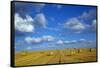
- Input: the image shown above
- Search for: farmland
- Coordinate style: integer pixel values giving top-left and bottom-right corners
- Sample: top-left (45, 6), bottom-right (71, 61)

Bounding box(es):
top-left (15, 48), bottom-right (97, 66)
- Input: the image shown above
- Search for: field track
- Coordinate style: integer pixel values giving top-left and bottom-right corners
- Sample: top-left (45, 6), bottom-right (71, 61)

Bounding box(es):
top-left (15, 48), bottom-right (97, 66)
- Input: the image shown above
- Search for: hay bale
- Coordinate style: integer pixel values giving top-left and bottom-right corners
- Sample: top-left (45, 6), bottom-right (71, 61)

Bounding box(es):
top-left (70, 48), bottom-right (78, 55)
top-left (91, 48), bottom-right (96, 52)
top-left (79, 48), bottom-right (92, 52)
top-left (46, 52), bottom-right (54, 56)
top-left (21, 52), bottom-right (27, 56)
top-left (71, 51), bottom-right (76, 55)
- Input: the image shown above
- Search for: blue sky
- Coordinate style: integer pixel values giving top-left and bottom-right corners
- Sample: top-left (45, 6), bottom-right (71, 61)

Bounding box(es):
top-left (14, 2), bottom-right (97, 51)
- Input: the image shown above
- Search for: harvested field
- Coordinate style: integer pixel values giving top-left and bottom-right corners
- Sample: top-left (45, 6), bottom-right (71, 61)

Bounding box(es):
top-left (15, 48), bottom-right (97, 66)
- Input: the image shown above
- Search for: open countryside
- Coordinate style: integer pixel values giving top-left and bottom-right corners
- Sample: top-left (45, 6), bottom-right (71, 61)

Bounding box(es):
top-left (15, 48), bottom-right (96, 66)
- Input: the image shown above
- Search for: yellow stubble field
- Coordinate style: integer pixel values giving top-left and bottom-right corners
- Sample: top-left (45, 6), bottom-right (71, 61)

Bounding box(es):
top-left (15, 48), bottom-right (97, 66)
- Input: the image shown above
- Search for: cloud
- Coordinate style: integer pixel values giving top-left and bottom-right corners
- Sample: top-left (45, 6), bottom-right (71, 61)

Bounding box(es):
top-left (79, 39), bottom-right (86, 42)
top-left (71, 40), bottom-right (77, 43)
top-left (15, 13), bottom-right (34, 32)
top-left (80, 39), bottom-right (86, 41)
top-left (92, 19), bottom-right (97, 31)
top-left (65, 41), bottom-right (71, 43)
top-left (25, 35), bottom-right (55, 44)
top-left (56, 40), bottom-right (64, 45)
top-left (42, 35), bottom-right (55, 41)
top-left (26, 15), bottom-right (34, 22)
top-left (79, 9), bottom-right (96, 20)
top-left (64, 18), bottom-right (85, 33)
top-left (25, 37), bottom-right (41, 44)
top-left (56, 40), bottom-right (78, 45)
top-left (34, 13), bottom-right (47, 28)
top-left (15, 13), bottom-right (48, 33)
top-left (64, 9), bottom-right (97, 33)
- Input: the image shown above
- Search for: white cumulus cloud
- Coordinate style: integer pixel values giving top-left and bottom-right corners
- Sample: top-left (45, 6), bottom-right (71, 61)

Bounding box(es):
top-left (34, 13), bottom-right (47, 28)
top-left (64, 18), bottom-right (85, 33)
top-left (25, 37), bottom-right (41, 44)
top-left (25, 35), bottom-right (55, 44)
top-left (15, 13), bottom-right (34, 32)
